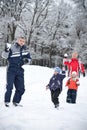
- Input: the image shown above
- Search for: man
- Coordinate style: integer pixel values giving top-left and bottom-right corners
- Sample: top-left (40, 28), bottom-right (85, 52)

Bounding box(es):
top-left (2, 37), bottom-right (31, 107)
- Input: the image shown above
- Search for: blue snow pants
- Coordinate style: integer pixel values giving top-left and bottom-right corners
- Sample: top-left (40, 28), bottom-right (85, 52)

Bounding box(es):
top-left (66, 89), bottom-right (77, 103)
top-left (5, 66), bottom-right (25, 103)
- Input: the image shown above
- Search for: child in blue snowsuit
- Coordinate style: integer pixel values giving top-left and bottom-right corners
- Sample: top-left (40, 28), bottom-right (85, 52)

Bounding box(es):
top-left (2, 37), bottom-right (31, 107)
top-left (46, 67), bottom-right (66, 108)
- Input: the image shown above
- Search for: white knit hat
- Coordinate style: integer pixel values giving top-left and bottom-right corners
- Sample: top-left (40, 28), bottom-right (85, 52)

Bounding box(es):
top-left (71, 71), bottom-right (77, 77)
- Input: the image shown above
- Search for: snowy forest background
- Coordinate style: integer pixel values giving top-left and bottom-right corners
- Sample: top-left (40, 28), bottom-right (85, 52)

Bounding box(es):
top-left (0, 0), bottom-right (87, 67)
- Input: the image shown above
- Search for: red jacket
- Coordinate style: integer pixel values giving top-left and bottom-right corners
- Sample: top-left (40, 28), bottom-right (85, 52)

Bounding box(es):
top-left (66, 78), bottom-right (80, 90)
top-left (64, 58), bottom-right (80, 76)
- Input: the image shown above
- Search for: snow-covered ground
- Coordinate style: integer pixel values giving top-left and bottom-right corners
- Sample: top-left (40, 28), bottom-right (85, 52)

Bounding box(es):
top-left (0, 65), bottom-right (87, 130)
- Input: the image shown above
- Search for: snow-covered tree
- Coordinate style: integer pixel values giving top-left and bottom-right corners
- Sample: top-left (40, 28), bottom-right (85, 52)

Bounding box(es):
top-left (70, 0), bottom-right (87, 64)
top-left (0, 0), bottom-right (24, 42)
top-left (0, 0), bottom-right (87, 67)
top-left (39, 0), bottom-right (73, 66)
top-left (0, 0), bottom-right (29, 65)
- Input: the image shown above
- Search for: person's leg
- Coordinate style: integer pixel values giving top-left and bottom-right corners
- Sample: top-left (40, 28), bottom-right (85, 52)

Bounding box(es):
top-left (51, 89), bottom-right (60, 107)
top-left (5, 70), bottom-right (15, 103)
top-left (66, 89), bottom-right (72, 103)
top-left (72, 90), bottom-right (77, 103)
top-left (13, 70), bottom-right (25, 104)
top-left (51, 90), bottom-right (54, 103)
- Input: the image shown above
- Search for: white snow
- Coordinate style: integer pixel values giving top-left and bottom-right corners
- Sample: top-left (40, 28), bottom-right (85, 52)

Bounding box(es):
top-left (0, 65), bottom-right (87, 130)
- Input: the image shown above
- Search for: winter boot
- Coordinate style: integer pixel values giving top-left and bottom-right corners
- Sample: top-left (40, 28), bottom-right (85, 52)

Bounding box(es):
top-left (13, 102), bottom-right (19, 106)
top-left (13, 102), bottom-right (23, 107)
top-left (5, 102), bottom-right (9, 107)
top-left (55, 103), bottom-right (59, 108)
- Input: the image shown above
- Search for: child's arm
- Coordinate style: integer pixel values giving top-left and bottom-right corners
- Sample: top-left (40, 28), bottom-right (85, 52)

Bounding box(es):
top-left (46, 84), bottom-right (49, 90)
top-left (76, 79), bottom-right (80, 86)
top-left (65, 78), bottom-right (70, 87)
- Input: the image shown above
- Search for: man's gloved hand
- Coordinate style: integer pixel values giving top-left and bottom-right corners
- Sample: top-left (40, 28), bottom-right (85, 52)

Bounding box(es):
top-left (5, 43), bottom-right (11, 52)
top-left (23, 58), bottom-right (29, 64)
top-left (23, 58), bottom-right (32, 65)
